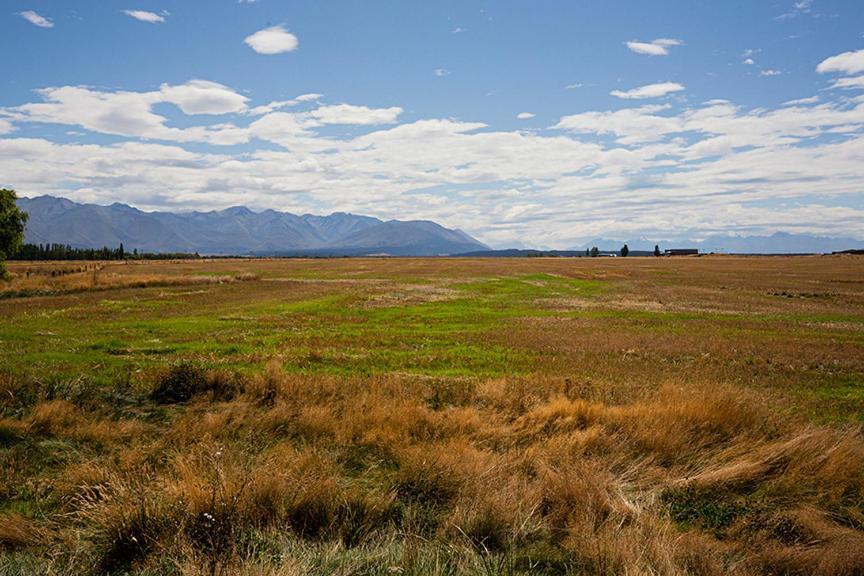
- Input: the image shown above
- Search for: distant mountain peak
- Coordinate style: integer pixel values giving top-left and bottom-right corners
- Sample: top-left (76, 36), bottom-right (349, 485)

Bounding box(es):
top-left (16, 195), bottom-right (488, 256)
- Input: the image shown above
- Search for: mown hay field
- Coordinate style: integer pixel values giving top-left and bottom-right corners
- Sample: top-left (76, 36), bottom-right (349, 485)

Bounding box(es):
top-left (1, 256), bottom-right (862, 575)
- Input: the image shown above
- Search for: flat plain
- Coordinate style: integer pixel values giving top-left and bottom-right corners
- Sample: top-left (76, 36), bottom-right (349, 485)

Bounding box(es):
top-left (0, 256), bottom-right (863, 575)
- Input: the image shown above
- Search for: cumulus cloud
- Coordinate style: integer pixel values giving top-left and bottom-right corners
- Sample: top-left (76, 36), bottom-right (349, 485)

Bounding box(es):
top-left (760, 69), bottom-right (783, 77)
top-left (625, 38), bottom-right (682, 56)
top-left (244, 25), bottom-right (299, 54)
top-left (817, 49), bottom-right (864, 76)
top-left (434, 68), bottom-right (450, 77)
top-left (516, 112), bottom-right (535, 120)
top-left (18, 10), bottom-right (53, 28)
top-left (610, 82), bottom-right (685, 99)
top-left (159, 80), bottom-right (248, 114)
top-left (123, 10), bottom-right (167, 23)
top-left (4, 81), bottom-right (249, 145)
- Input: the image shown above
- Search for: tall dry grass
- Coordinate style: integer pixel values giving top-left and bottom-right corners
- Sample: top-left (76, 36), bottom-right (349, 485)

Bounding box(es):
top-left (2, 362), bottom-right (862, 575)
top-left (0, 262), bottom-right (258, 298)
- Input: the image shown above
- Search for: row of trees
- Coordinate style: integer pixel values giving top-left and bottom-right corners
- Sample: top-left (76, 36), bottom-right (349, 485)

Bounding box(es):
top-left (10, 243), bottom-right (201, 261)
top-left (13, 243), bottom-right (129, 261)
top-left (585, 244), bottom-right (663, 257)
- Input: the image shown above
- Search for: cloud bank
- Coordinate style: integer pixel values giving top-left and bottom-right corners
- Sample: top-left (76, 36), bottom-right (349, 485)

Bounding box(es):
top-left (1, 49), bottom-right (864, 247)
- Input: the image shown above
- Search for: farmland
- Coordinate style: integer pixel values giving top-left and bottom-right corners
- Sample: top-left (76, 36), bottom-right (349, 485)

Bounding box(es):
top-left (0, 256), bottom-right (863, 575)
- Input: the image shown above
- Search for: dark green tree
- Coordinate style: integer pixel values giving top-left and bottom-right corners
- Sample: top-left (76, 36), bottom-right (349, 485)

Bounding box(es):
top-left (620, 244), bottom-right (629, 257)
top-left (0, 189), bottom-right (28, 279)
top-left (590, 246), bottom-right (599, 257)
top-left (654, 244), bottom-right (661, 257)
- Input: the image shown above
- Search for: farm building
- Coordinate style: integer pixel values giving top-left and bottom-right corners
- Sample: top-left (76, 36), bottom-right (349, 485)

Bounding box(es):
top-left (664, 248), bottom-right (699, 256)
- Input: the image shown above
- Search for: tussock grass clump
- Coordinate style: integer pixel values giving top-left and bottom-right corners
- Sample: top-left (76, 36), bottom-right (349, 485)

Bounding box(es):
top-left (150, 364), bottom-right (240, 404)
top-left (150, 363), bottom-right (208, 404)
top-left (0, 513), bottom-right (47, 550)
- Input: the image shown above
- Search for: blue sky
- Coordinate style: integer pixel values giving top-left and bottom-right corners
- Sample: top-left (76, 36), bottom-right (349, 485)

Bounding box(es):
top-left (2, 0), bottom-right (863, 247)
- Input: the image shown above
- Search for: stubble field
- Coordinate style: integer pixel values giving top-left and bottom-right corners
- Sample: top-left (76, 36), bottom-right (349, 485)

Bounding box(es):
top-left (0, 256), bottom-right (862, 575)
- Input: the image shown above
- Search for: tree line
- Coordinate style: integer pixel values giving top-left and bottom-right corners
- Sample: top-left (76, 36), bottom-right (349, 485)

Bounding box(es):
top-left (10, 242), bottom-right (201, 261)
top-left (585, 244), bottom-right (662, 257)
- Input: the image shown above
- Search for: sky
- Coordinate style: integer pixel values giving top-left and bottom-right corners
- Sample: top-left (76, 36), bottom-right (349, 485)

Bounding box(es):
top-left (1, 1), bottom-right (864, 248)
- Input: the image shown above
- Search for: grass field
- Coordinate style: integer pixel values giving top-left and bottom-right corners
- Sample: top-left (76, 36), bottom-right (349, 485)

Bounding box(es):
top-left (1, 256), bottom-right (863, 575)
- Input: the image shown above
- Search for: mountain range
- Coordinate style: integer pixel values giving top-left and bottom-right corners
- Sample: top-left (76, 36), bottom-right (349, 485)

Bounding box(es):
top-left (15, 196), bottom-right (862, 257)
top-left (16, 196), bottom-right (488, 256)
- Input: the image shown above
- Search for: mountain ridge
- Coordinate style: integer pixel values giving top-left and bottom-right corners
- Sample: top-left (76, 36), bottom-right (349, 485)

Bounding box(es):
top-left (16, 196), bottom-right (489, 256)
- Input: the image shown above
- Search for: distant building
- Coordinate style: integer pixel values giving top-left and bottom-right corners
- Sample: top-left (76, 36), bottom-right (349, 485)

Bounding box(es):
top-left (664, 248), bottom-right (699, 256)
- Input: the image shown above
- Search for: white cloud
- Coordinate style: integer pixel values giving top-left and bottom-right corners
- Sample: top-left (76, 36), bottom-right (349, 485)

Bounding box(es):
top-left (784, 96), bottom-right (819, 106)
top-left (434, 68), bottom-right (450, 77)
top-left (610, 82), bottom-right (685, 100)
top-left (123, 10), bottom-right (167, 23)
top-left (830, 76), bottom-right (864, 90)
top-left (310, 104), bottom-right (402, 125)
top-left (0, 119), bottom-right (14, 135)
top-left (743, 58), bottom-right (755, 65)
top-left (159, 80), bottom-right (248, 114)
top-left (565, 83), bottom-right (584, 90)
top-left (247, 94), bottom-right (323, 116)
top-left (554, 104), bottom-right (682, 144)
top-left (817, 49), bottom-right (864, 76)
top-left (248, 100), bottom-right (297, 116)
top-left (296, 93), bottom-right (323, 102)
top-left (4, 81), bottom-right (249, 145)
top-left (516, 112), bottom-right (535, 120)
top-left (626, 38), bottom-right (682, 56)
top-left (760, 69), bottom-right (783, 77)
top-left (18, 10), bottom-right (53, 28)
top-left (244, 25), bottom-right (299, 54)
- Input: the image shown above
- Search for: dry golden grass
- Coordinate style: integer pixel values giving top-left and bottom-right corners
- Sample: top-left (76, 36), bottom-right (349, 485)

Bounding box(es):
top-left (1, 260), bottom-right (258, 298)
top-left (3, 367), bottom-right (860, 575)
